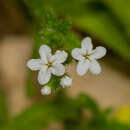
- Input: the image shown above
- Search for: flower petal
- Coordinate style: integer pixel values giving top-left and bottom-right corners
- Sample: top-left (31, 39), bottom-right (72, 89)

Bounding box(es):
top-left (41, 86), bottom-right (51, 95)
top-left (81, 37), bottom-right (93, 54)
top-left (71, 48), bottom-right (85, 61)
top-left (89, 60), bottom-right (101, 74)
top-left (27, 59), bottom-right (41, 71)
top-left (39, 45), bottom-right (52, 64)
top-left (50, 50), bottom-right (68, 64)
top-left (89, 46), bottom-right (106, 60)
top-left (40, 65), bottom-right (48, 72)
top-left (77, 60), bottom-right (89, 76)
top-left (50, 63), bottom-right (65, 76)
top-left (38, 69), bottom-right (51, 85)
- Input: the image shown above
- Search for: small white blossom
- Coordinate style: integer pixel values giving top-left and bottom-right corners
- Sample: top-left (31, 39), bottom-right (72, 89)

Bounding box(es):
top-left (41, 86), bottom-right (51, 95)
top-left (27, 45), bottom-right (68, 85)
top-left (60, 76), bottom-right (72, 88)
top-left (72, 37), bottom-right (106, 76)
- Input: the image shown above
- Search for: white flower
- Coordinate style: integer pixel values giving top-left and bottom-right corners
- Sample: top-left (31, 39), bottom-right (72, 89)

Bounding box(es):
top-left (41, 86), bottom-right (51, 95)
top-left (60, 76), bottom-right (72, 88)
top-left (72, 37), bottom-right (106, 75)
top-left (27, 45), bottom-right (68, 85)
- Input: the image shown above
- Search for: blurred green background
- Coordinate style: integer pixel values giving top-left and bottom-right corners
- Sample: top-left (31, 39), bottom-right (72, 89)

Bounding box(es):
top-left (0, 0), bottom-right (130, 130)
top-left (1, 0), bottom-right (130, 61)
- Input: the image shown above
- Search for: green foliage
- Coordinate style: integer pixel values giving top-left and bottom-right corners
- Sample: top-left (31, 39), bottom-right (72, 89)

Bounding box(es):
top-left (3, 93), bottom-right (130, 130)
top-left (103, 121), bottom-right (130, 130)
top-left (40, 0), bottom-right (130, 60)
top-left (2, 92), bottom-right (79, 130)
top-left (102, 0), bottom-right (130, 37)
top-left (0, 90), bottom-right (9, 128)
top-left (32, 9), bottom-right (80, 53)
top-left (26, 71), bottom-right (37, 97)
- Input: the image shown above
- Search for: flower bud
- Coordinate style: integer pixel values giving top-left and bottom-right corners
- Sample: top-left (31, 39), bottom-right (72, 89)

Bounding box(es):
top-left (60, 76), bottom-right (72, 88)
top-left (41, 86), bottom-right (51, 95)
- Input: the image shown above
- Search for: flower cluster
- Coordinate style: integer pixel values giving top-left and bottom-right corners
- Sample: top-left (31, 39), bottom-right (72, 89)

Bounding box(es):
top-left (27, 37), bottom-right (106, 95)
top-left (27, 45), bottom-right (72, 95)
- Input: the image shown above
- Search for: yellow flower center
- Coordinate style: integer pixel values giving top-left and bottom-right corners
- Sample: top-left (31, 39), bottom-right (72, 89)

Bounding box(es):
top-left (45, 61), bottom-right (52, 68)
top-left (84, 54), bottom-right (89, 59)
